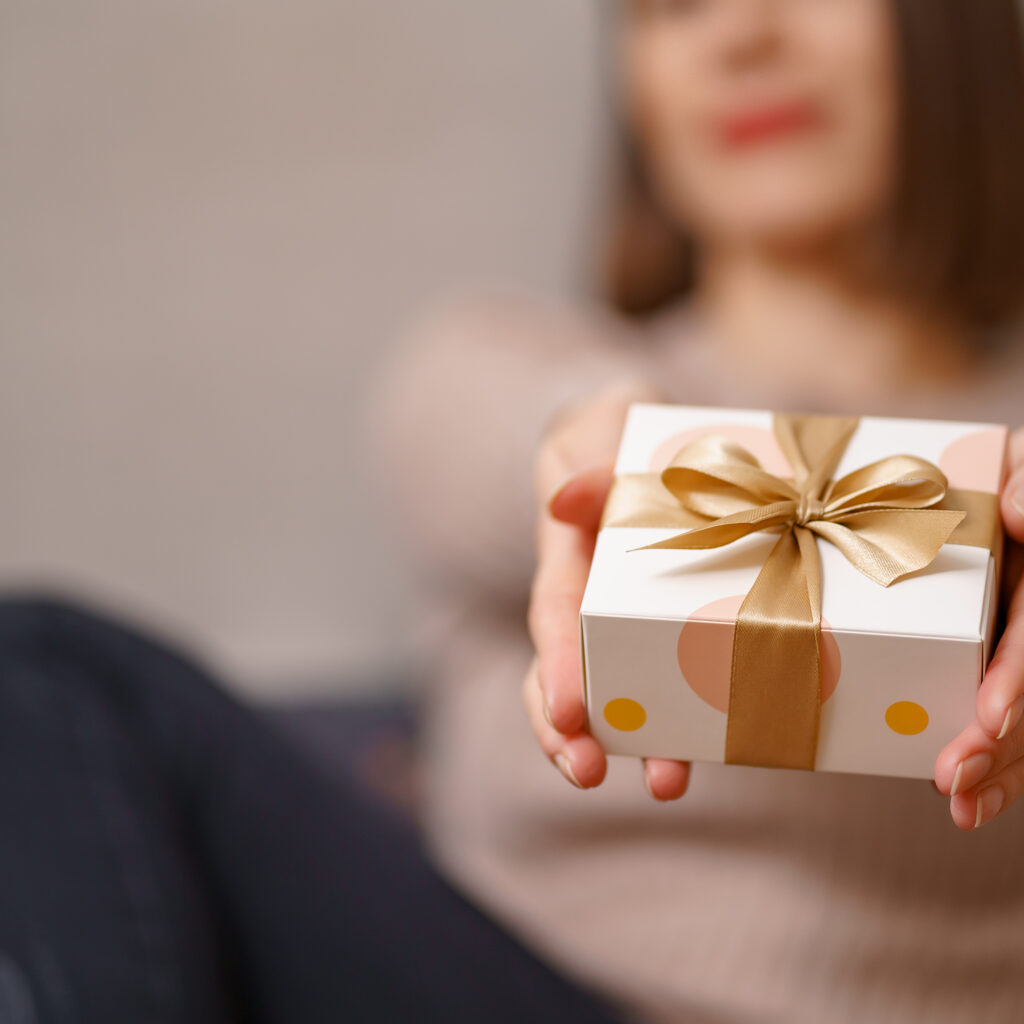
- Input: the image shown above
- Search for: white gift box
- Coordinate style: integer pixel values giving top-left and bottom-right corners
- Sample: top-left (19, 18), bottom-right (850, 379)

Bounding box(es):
top-left (580, 404), bottom-right (1009, 779)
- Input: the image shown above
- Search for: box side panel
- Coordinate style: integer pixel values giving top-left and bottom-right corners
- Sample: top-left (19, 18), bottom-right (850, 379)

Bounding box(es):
top-left (798, 630), bottom-right (980, 779)
top-left (583, 611), bottom-right (982, 779)
top-left (582, 611), bottom-right (728, 761)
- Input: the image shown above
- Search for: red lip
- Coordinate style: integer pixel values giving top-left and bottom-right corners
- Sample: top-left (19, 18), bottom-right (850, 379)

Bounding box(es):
top-left (718, 103), bottom-right (822, 147)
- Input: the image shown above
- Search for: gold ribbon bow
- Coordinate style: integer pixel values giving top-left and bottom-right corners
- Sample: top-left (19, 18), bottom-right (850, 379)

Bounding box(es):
top-left (600, 413), bottom-right (996, 770)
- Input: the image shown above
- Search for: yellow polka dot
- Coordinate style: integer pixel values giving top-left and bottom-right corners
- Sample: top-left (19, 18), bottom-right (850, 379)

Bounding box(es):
top-left (603, 698), bottom-right (647, 732)
top-left (885, 701), bottom-right (929, 735)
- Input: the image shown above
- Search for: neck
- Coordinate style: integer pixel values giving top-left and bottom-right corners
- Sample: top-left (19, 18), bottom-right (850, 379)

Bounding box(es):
top-left (693, 242), bottom-right (974, 408)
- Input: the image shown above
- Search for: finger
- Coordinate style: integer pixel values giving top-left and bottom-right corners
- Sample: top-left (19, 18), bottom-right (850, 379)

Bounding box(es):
top-left (935, 713), bottom-right (1024, 796)
top-left (948, 751), bottom-right (1024, 830)
top-left (971, 569), bottom-right (1024, 741)
top-left (548, 463), bottom-right (615, 528)
top-left (522, 660), bottom-right (607, 789)
top-left (935, 719), bottom-right (988, 795)
top-left (642, 757), bottom-right (691, 801)
top-left (528, 511), bottom-right (596, 735)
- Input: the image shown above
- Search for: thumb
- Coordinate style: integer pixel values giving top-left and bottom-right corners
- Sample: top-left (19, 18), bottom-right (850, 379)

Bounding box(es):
top-left (547, 462), bottom-right (615, 530)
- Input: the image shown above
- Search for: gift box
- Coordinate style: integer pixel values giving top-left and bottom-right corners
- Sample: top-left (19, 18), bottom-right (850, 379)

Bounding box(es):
top-left (579, 404), bottom-right (1009, 779)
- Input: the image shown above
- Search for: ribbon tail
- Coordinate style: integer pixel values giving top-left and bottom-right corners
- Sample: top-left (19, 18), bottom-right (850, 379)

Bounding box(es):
top-left (726, 526), bottom-right (822, 771)
top-left (809, 508), bottom-right (966, 586)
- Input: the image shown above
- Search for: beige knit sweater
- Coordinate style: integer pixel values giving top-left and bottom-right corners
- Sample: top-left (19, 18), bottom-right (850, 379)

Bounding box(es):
top-left (370, 289), bottom-right (1024, 1024)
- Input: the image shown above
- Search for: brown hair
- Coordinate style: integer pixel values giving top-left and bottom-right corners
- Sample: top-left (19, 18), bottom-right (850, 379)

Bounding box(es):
top-left (598, 0), bottom-right (1024, 328)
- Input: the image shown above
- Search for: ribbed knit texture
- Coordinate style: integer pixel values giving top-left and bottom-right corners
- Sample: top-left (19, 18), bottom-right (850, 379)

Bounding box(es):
top-left (370, 290), bottom-right (1024, 1024)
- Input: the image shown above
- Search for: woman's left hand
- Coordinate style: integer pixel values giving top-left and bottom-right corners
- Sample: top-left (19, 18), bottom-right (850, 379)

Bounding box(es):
top-left (935, 427), bottom-right (1024, 828)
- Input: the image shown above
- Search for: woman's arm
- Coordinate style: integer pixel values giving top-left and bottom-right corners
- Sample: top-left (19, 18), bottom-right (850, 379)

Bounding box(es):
top-left (365, 290), bottom-right (656, 604)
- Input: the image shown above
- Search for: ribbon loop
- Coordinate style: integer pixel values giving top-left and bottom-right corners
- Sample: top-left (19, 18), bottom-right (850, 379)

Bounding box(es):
top-left (660, 435), bottom-right (799, 519)
top-left (825, 455), bottom-right (950, 516)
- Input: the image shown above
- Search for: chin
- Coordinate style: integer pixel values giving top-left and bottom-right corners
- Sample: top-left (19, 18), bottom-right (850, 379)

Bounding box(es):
top-left (694, 193), bottom-right (875, 253)
top-left (665, 158), bottom-right (884, 253)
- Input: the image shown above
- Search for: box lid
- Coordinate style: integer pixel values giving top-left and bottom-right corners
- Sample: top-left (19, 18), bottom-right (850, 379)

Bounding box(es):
top-left (581, 405), bottom-right (1007, 643)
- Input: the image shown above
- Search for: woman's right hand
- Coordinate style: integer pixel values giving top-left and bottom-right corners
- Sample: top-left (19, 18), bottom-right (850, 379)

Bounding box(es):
top-left (522, 380), bottom-right (692, 800)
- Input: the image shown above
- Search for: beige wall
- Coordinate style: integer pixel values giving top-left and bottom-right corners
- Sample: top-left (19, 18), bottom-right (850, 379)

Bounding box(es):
top-left (0, 1), bottom-right (605, 696)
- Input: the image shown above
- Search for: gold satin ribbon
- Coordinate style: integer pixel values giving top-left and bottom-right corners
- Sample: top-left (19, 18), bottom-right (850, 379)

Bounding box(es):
top-left (601, 413), bottom-right (999, 770)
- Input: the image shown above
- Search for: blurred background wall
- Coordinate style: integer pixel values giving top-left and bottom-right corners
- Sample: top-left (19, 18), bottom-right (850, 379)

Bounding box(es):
top-left (0, 0), bottom-right (606, 697)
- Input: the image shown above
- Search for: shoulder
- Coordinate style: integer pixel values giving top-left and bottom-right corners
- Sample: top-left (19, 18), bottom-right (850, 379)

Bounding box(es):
top-left (397, 285), bottom-right (638, 364)
top-left (367, 287), bottom-right (715, 437)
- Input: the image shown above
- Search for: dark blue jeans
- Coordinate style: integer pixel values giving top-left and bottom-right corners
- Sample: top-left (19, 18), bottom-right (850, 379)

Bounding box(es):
top-left (0, 597), bottom-right (627, 1024)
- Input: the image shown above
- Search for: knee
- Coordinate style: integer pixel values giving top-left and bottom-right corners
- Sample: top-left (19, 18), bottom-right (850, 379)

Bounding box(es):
top-left (0, 590), bottom-right (227, 721)
top-left (0, 591), bottom-right (131, 655)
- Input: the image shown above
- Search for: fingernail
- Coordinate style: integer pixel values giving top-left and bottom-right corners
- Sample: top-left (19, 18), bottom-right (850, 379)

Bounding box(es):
top-left (643, 763), bottom-right (657, 800)
top-left (997, 696), bottom-right (1024, 740)
top-left (975, 784), bottom-right (1005, 828)
top-left (950, 752), bottom-right (994, 795)
top-left (555, 753), bottom-right (583, 788)
top-left (950, 761), bottom-right (963, 796)
top-left (542, 696), bottom-right (555, 729)
top-left (546, 473), bottom-right (578, 514)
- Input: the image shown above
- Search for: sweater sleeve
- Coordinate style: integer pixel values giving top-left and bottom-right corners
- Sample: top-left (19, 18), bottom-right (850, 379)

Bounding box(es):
top-left (364, 290), bottom-right (656, 608)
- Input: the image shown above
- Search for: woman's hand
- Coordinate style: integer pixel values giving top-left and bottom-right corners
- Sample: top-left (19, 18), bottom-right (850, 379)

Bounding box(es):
top-left (522, 380), bottom-right (692, 800)
top-left (935, 427), bottom-right (1024, 828)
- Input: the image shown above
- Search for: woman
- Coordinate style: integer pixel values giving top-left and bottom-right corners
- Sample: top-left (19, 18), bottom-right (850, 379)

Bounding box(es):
top-left (5, 3), bottom-right (1024, 1022)
top-left (372, 1), bottom-right (1024, 1020)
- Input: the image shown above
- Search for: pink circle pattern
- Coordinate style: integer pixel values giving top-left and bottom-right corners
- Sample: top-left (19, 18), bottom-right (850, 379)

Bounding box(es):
top-left (937, 427), bottom-right (1009, 492)
top-left (677, 594), bottom-right (842, 713)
